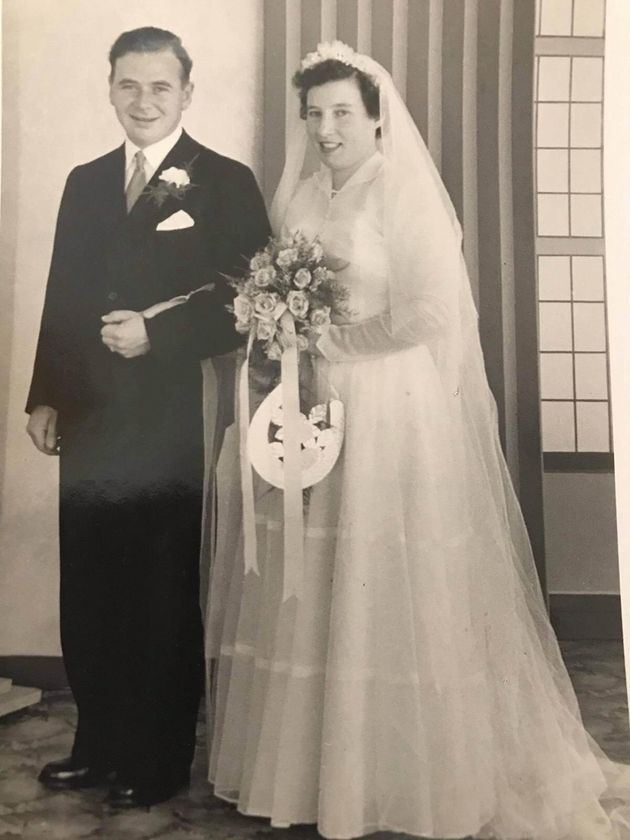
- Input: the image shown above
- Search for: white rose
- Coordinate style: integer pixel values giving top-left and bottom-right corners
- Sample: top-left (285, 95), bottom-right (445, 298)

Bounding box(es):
top-left (254, 267), bottom-right (276, 287)
top-left (159, 167), bottom-right (190, 187)
top-left (233, 294), bottom-right (253, 324)
top-left (250, 252), bottom-right (271, 271)
top-left (277, 248), bottom-right (299, 269)
top-left (293, 268), bottom-right (312, 289)
top-left (254, 292), bottom-right (279, 318)
top-left (286, 290), bottom-right (309, 320)
top-left (310, 306), bottom-right (331, 329)
top-left (256, 319), bottom-right (277, 341)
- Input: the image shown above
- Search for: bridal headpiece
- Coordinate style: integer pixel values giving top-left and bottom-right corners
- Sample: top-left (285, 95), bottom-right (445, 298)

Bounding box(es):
top-left (299, 40), bottom-right (382, 85)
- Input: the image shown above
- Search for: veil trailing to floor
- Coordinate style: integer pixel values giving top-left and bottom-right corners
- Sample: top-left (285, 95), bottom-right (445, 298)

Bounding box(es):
top-left (206, 41), bottom-right (630, 839)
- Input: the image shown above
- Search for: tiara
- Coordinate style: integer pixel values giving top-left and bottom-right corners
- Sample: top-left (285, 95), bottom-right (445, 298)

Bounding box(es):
top-left (300, 40), bottom-right (380, 84)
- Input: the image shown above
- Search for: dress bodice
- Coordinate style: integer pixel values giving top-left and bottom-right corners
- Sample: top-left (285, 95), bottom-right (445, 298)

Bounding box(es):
top-left (283, 153), bottom-right (388, 325)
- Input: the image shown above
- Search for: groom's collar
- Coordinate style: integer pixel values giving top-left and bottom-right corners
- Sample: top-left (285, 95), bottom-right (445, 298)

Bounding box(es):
top-left (124, 125), bottom-right (184, 182)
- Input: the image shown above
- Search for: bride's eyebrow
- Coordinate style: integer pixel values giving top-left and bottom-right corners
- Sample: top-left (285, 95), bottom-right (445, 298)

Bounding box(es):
top-left (308, 102), bottom-right (353, 109)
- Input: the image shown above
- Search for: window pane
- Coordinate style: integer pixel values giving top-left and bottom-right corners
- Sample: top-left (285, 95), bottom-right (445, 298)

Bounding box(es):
top-left (540, 353), bottom-right (574, 399)
top-left (570, 194), bottom-right (602, 237)
top-left (539, 255), bottom-right (571, 300)
top-left (539, 302), bottom-right (573, 351)
top-left (540, 0), bottom-right (573, 35)
top-left (538, 194), bottom-right (570, 236)
top-left (538, 149), bottom-right (569, 192)
top-left (575, 354), bottom-right (608, 399)
top-left (538, 103), bottom-right (570, 147)
top-left (570, 103), bottom-right (602, 147)
top-left (538, 56), bottom-right (571, 101)
top-left (571, 57), bottom-right (604, 102)
top-left (570, 149), bottom-right (602, 193)
top-left (572, 256), bottom-right (604, 300)
top-left (573, 302), bottom-right (606, 351)
top-left (573, 0), bottom-right (605, 36)
top-left (576, 401), bottom-right (610, 452)
top-left (541, 401), bottom-right (576, 451)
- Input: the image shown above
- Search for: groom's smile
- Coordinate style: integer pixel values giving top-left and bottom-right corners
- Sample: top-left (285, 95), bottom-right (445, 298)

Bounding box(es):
top-left (109, 49), bottom-right (193, 149)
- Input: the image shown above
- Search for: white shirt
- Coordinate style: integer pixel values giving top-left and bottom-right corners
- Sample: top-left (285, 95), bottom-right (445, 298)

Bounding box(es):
top-left (124, 125), bottom-right (183, 188)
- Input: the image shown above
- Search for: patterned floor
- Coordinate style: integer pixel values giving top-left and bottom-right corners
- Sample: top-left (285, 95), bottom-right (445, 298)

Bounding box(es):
top-left (0, 641), bottom-right (628, 840)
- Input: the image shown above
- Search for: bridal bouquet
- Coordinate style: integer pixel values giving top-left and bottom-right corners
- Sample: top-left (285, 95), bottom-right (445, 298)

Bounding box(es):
top-left (227, 231), bottom-right (347, 492)
top-left (229, 231), bottom-right (348, 362)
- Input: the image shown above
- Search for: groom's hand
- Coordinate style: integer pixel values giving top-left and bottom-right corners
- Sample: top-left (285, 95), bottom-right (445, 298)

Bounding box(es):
top-left (26, 405), bottom-right (59, 455)
top-left (101, 310), bottom-right (151, 358)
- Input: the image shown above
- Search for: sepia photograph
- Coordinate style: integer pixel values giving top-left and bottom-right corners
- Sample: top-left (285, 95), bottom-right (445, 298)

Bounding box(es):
top-left (1, 1), bottom-right (629, 838)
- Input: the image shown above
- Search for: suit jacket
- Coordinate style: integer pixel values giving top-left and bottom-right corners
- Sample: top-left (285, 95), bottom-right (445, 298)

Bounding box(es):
top-left (27, 130), bottom-right (270, 493)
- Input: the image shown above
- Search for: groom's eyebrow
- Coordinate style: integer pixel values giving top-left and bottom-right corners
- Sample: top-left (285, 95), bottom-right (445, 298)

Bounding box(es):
top-left (115, 78), bottom-right (174, 87)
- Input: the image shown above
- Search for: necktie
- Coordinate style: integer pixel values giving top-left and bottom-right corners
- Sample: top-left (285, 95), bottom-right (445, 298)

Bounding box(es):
top-left (126, 150), bottom-right (147, 213)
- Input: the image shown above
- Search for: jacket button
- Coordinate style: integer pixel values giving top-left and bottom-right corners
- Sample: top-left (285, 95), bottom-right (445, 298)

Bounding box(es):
top-left (107, 292), bottom-right (118, 302)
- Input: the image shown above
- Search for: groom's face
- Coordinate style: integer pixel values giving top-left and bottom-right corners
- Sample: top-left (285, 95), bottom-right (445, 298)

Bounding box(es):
top-left (109, 49), bottom-right (193, 148)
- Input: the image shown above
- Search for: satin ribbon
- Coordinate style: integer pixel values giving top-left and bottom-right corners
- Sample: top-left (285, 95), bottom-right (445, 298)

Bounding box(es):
top-left (278, 311), bottom-right (304, 601)
top-left (239, 331), bottom-right (259, 577)
top-left (239, 312), bottom-right (304, 601)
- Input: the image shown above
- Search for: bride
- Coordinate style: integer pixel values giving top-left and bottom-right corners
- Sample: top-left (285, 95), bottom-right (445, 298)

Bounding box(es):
top-left (205, 42), bottom-right (630, 839)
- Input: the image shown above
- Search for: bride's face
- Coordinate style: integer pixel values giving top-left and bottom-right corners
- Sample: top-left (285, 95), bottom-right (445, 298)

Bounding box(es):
top-left (305, 78), bottom-right (379, 187)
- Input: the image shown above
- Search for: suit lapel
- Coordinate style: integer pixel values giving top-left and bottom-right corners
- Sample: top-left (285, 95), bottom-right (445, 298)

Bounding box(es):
top-left (96, 145), bottom-right (127, 234)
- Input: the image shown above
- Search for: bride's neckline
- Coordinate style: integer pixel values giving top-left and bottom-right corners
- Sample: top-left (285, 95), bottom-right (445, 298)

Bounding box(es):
top-left (316, 151), bottom-right (384, 198)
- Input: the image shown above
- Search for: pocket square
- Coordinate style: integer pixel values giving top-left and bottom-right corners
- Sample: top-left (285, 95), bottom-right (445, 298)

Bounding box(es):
top-left (156, 209), bottom-right (195, 231)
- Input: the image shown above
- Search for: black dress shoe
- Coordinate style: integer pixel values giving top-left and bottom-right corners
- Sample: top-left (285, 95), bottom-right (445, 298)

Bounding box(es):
top-left (38, 757), bottom-right (110, 790)
top-left (105, 770), bottom-right (190, 809)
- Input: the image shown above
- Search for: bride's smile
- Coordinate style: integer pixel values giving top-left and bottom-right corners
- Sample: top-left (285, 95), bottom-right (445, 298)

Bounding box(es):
top-left (305, 77), bottom-right (380, 189)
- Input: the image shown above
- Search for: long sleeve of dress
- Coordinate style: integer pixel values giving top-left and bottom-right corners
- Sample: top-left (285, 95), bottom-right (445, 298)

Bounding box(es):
top-left (316, 295), bottom-right (450, 362)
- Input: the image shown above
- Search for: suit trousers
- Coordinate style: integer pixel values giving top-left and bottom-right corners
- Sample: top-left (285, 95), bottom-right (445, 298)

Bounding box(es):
top-left (58, 449), bottom-right (204, 786)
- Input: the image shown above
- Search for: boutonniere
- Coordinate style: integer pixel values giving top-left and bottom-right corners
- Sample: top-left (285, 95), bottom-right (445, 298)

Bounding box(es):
top-left (144, 156), bottom-right (198, 207)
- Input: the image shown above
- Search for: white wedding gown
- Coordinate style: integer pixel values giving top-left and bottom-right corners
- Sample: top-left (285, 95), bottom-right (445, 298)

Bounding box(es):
top-left (205, 154), bottom-right (630, 839)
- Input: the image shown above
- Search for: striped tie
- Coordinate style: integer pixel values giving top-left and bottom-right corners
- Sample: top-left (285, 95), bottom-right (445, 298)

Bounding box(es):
top-left (126, 150), bottom-right (147, 213)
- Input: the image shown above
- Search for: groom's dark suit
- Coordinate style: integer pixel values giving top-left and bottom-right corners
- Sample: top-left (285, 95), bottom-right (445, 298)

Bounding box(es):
top-left (27, 130), bottom-right (269, 791)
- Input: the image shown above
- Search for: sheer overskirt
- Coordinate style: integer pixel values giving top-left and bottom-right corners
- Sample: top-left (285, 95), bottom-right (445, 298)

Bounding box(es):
top-left (206, 346), bottom-right (627, 839)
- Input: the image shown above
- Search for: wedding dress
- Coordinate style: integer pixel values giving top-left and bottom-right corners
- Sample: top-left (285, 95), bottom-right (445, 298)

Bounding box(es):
top-left (205, 44), bottom-right (630, 840)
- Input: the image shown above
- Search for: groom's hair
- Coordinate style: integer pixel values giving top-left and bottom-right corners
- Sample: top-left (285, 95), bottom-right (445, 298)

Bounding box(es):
top-left (109, 27), bottom-right (193, 83)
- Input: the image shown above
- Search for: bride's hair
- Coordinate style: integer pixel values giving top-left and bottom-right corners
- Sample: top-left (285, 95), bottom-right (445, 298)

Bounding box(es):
top-left (292, 59), bottom-right (380, 121)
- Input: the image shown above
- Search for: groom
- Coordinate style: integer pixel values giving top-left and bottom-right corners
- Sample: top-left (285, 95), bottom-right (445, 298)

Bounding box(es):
top-left (26, 27), bottom-right (269, 807)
